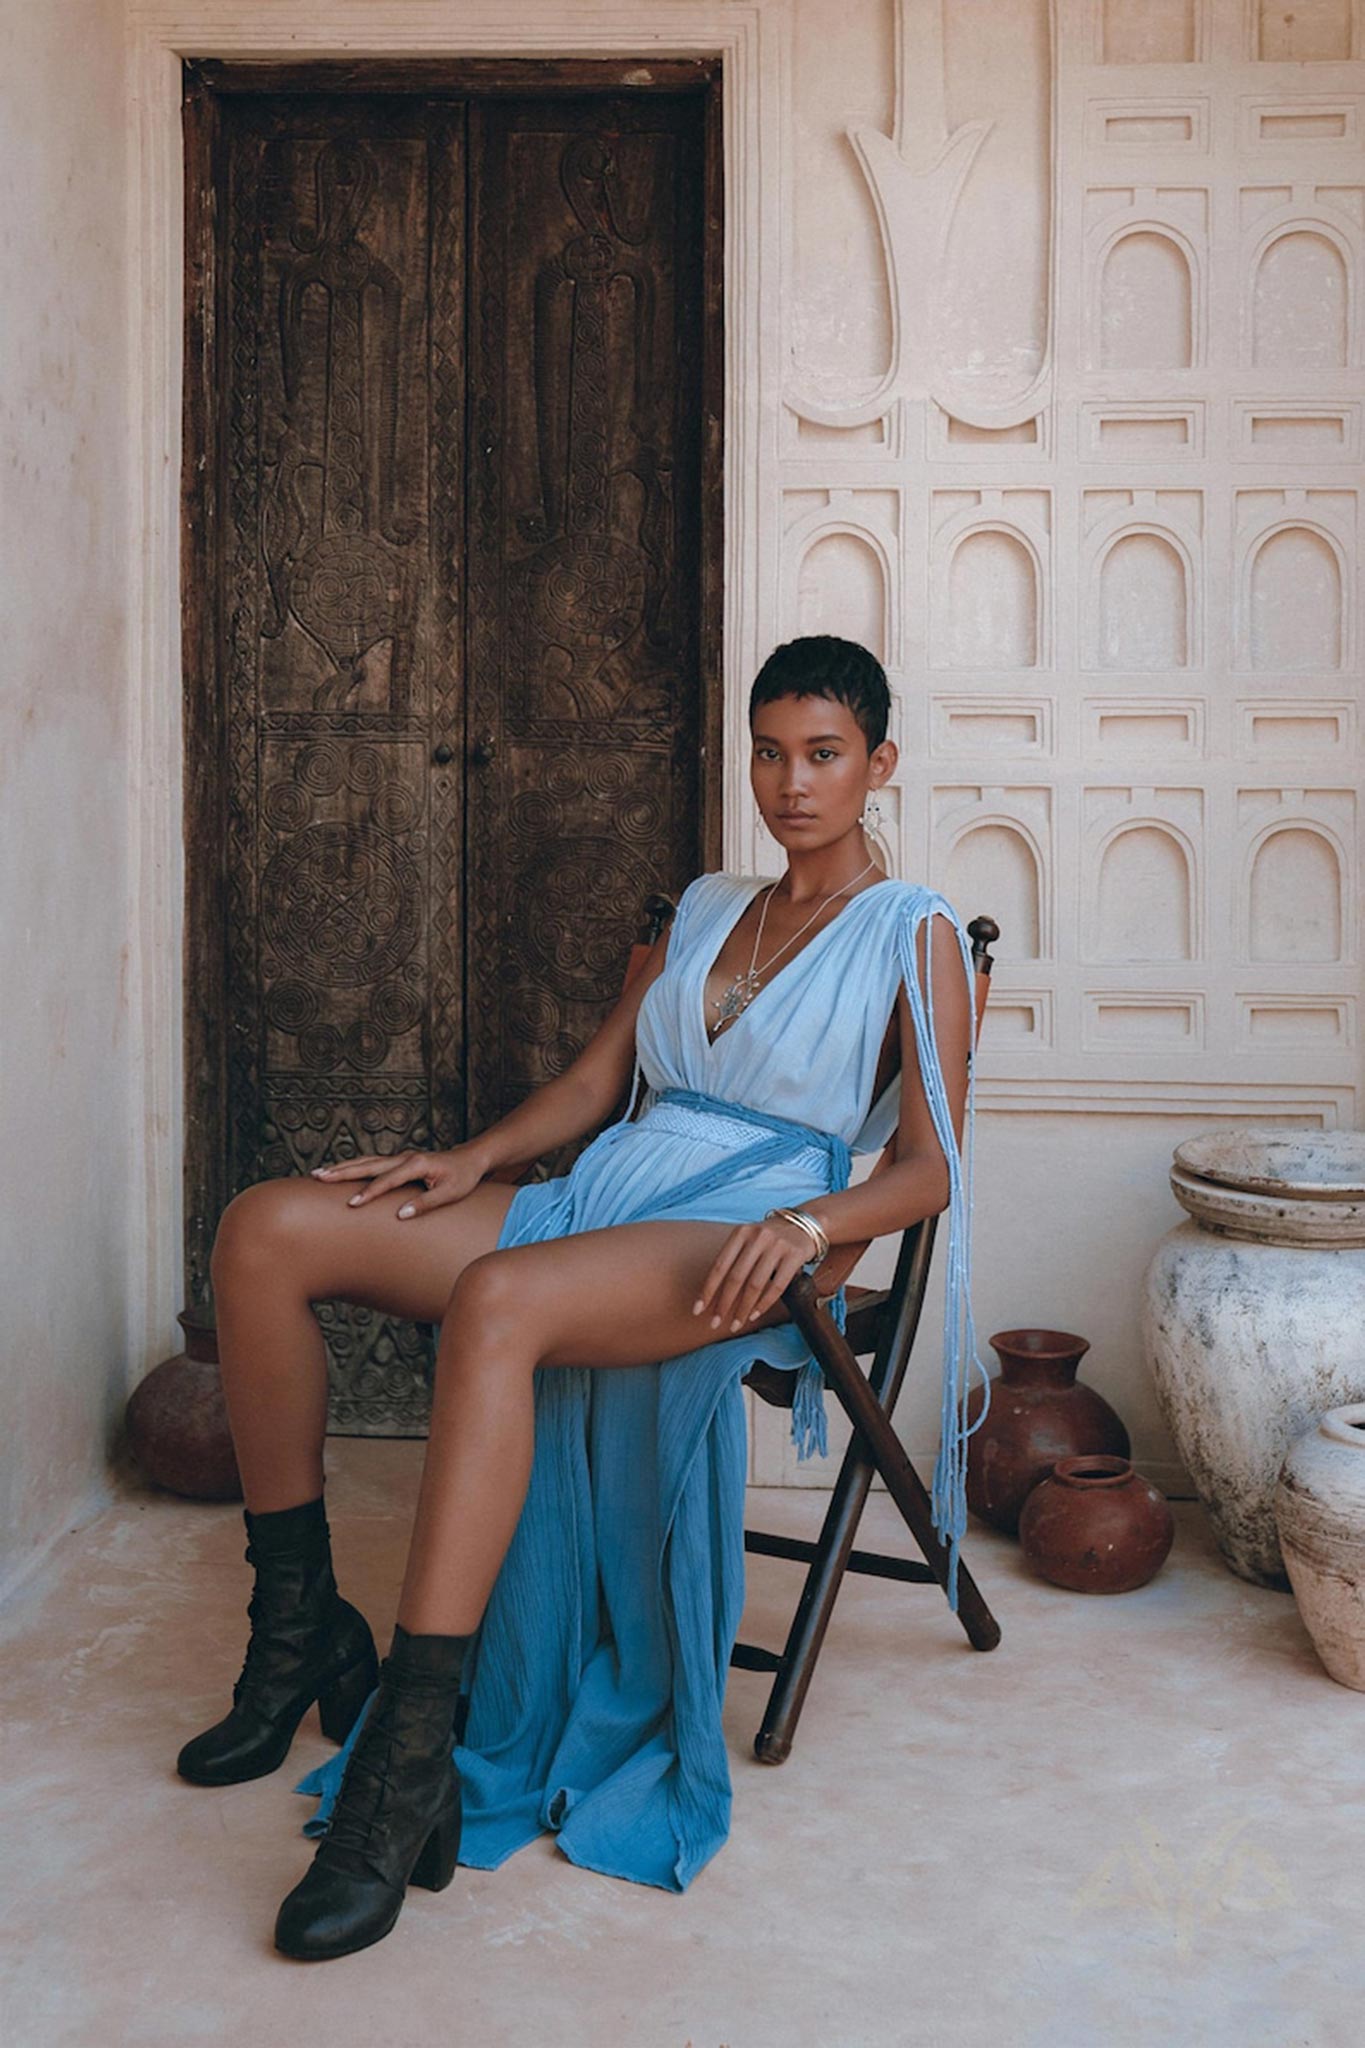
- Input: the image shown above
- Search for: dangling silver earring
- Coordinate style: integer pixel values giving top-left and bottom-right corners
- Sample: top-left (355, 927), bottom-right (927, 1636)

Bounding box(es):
top-left (859, 789), bottom-right (895, 875)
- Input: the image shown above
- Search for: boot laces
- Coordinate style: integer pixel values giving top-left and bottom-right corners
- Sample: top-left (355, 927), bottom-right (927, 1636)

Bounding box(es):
top-left (322, 1679), bottom-right (452, 1870)
top-left (322, 1687), bottom-right (408, 1866)
top-left (230, 1545), bottom-right (333, 1710)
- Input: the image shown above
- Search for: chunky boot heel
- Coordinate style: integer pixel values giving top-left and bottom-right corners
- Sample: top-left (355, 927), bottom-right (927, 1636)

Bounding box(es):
top-left (408, 1789), bottom-right (462, 1893)
top-left (274, 1624), bottom-right (472, 1961)
top-left (317, 1639), bottom-right (380, 1744)
top-left (176, 1498), bottom-right (378, 1788)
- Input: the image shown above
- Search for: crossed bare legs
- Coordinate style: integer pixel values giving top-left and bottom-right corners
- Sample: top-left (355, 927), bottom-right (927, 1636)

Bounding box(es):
top-left (211, 1173), bottom-right (796, 1636)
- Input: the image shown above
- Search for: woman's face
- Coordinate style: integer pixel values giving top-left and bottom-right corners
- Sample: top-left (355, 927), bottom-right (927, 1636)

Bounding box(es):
top-left (748, 693), bottom-right (895, 849)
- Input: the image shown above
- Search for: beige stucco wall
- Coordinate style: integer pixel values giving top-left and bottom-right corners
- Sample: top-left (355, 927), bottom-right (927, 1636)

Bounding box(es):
top-left (0, 0), bottom-right (133, 1589)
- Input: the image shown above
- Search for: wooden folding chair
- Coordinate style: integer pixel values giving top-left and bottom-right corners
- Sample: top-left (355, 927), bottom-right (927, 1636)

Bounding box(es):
top-left (499, 888), bottom-right (1003, 1765)
top-left (732, 903), bottom-right (1001, 1761)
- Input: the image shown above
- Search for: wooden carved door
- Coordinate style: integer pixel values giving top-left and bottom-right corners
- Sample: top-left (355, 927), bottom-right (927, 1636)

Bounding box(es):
top-left (184, 67), bottom-right (718, 1433)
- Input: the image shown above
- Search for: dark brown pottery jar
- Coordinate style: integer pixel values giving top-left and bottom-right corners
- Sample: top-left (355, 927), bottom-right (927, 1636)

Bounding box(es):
top-left (1019, 1454), bottom-right (1174, 1593)
top-left (125, 1306), bottom-right (242, 1502)
top-left (966, 1327), bottom-right (1130, 1535)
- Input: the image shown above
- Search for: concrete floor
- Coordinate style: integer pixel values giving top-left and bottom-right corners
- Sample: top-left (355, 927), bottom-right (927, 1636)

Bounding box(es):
top-left (1, 1441), bottom-right (1361, 2048)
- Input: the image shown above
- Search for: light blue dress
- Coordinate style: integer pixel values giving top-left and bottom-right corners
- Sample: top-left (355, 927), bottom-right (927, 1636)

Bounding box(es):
top-left (297, 871), bottom-right (986, 1890)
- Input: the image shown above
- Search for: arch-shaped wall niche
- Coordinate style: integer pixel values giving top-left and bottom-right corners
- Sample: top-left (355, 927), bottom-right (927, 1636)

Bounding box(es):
top-left (1090, 821), bottom-right (1197, 960)
top-left (1245, 822), bottom-right (1347, 963)
top-left (945, 819), bottom-right (1045, 959)
top-left (791, 525), bottom-right (894, 666)
top-left (936, 524), bottom-right (1045, 669)
top-left (1089, 525), bottom-right (1197, 670)
top-left (1092, 224), bottom-right (1201, 371)
top-left (1248, 222), bottom-right (1354, 370)
top-left (1242, 522), bottom-right (1347, 672)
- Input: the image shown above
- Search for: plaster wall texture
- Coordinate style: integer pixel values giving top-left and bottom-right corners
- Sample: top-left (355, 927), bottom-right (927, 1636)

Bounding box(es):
top-left (0, 1), bottom-right (134, 1589)
top-left (8, 0), bottom-right (1360, 1579)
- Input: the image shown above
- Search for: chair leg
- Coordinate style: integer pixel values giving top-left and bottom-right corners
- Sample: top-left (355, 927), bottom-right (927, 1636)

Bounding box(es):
top-left (752, 1434), bottom-right (880, 1764)
top-left (782, 1276), bottom-right (1002, 1656)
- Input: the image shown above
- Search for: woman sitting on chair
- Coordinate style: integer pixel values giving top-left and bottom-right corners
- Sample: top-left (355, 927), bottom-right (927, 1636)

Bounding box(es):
top-left (181, 632), bottom-right (984, 1961)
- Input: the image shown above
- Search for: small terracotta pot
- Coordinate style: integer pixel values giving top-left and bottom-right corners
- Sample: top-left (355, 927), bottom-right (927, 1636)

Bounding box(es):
top-left (966, 1328), bottom-right (1130, 1535)
top-left (125, 1308), bottom-right (242, 1502)
top-left (1018, 1453), bottom-right (1174, 1593)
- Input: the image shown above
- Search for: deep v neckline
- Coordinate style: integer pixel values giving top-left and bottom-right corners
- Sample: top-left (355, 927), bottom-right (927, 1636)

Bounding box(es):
top-left (698, 875), bottom-right (893, 1053)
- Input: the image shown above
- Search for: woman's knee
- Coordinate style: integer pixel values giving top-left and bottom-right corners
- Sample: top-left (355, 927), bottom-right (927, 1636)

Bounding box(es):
top-left (210, 1175), bottom-right (318, 1283)
top-left (441, 1251), bottom-right (538, 1354)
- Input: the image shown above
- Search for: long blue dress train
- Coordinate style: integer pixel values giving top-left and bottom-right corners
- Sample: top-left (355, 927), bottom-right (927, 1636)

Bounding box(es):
top-left (296, 870), bottom-right (987, 1891)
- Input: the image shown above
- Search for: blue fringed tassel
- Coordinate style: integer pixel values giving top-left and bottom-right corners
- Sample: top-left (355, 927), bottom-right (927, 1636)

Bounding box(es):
top-left (895, 897), bottom-right (992, 1615)
top-left (790, 1357), bottom-right (828, 1462)
top-left (789, 1282), bottom-right (852, 1463)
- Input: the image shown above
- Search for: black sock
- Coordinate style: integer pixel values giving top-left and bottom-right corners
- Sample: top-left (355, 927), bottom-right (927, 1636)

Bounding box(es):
top-left (385, 1620), bottom-right (474, 1689)
top-left (243, 1494), bottom-right (329, 1555)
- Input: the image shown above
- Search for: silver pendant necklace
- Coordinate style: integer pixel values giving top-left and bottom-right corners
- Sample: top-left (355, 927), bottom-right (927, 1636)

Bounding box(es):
top-left (708, 858), bottom-right (879, 1036)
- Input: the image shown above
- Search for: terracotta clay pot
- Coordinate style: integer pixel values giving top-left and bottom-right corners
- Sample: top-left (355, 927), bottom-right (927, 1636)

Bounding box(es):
top-left (125, 1307), bottom-right (242, 1502)
top-left (965, 1328), bottom-right (1130, 1535)
top-left (1019, 1454), bottom-right (1174, 1593)
top-left (1274, 1404), bottom-right (1365, 1691)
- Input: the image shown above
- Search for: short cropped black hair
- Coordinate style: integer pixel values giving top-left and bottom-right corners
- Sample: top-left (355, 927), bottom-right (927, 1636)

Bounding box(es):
top-left (748, 635), bottom-right (891, 753)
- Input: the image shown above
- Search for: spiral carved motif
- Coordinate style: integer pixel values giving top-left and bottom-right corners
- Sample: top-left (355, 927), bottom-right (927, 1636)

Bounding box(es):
top-left (345, 746), bottom-right (386, 794)
top-left (265, 980), bottom-right (321, 1033)
top-left (517, 842), bottom-right (655, 1002)
top-left (342, 1020), bottom-right (391, 1070)
top-left (289, 534), bottom-right (399, 652)
top-left (526, 535), bottom-right (646, 652)
top-left (509, 789), bottom-right (561, 838)
top-left (261, 823), bottom-right (421, 986)
top-left (370, 780), bottom-right (419, 833)
top-left (297, 1022), bottom-right (345, 1069)
top-left (293, 743), bottom-right (346, 793)
top-left (263, 782), bottom-right (313, 832)
top-left (504, 986), bottom-right (562, 1046)
top-left (370, 978), bottom-right (423, 1036)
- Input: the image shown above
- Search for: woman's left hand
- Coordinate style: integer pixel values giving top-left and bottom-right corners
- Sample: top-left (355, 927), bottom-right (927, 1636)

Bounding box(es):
top-left (691, 1218), bottom-right (819, 1333)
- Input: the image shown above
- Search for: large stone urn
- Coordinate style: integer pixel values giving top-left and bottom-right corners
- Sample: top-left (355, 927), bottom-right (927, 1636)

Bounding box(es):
top-left (1140, 1128), bottom-right (1365, 1589)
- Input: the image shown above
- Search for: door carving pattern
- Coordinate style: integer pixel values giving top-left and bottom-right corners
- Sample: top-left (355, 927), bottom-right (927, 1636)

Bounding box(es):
top-left (464, 99), bottom-right (702, 1134)
top-left (205, 87), bottom-right (707, 1433)
top-left (219, 100), bottom-right (456, 1430)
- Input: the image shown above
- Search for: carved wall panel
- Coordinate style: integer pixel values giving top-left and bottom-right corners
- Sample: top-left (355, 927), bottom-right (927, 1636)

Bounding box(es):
top-left (768, 0), bottom-right (1364, 1145)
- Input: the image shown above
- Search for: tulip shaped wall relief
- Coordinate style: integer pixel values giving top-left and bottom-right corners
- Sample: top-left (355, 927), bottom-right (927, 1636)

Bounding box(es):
top-left (787, 0), bottom-right (1056, 431)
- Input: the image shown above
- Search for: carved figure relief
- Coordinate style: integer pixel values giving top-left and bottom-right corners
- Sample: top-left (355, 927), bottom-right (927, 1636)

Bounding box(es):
top-left (260, 138), bottom-right (423, 712)
top-left (462, 98), bottom-right (704, 1141)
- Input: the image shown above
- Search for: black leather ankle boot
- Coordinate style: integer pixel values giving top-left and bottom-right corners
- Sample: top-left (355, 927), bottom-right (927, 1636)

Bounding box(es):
top-left (273, 1622), bottom-right (472, 1962)
top-left (176, 1496), bottom-right (378, 1788)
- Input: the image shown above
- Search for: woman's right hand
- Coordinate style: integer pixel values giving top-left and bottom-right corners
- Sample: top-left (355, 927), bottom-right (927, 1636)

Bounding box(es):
top-left (309, 1143), bottom-right (492, 1220)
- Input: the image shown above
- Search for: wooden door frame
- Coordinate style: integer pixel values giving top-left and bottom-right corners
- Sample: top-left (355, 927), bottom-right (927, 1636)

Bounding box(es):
top-left (179, 58), bottom-right (725, 1311)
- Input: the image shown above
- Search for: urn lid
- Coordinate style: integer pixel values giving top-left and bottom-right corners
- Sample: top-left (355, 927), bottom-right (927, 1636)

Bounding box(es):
top-left (1171, 1126), bottom-right (1365, 1246)
top-left (1173, 1127), bottom-right (1365, 1199)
